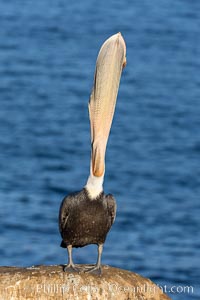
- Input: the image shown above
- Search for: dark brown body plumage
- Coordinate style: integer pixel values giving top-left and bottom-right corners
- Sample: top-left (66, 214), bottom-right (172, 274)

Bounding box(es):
top-left (59, 188), bottom-right (116, 248)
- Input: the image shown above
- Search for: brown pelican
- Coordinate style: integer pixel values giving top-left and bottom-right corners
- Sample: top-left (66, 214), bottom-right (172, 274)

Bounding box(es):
top-left (59, 33), bottom-right (126, 274)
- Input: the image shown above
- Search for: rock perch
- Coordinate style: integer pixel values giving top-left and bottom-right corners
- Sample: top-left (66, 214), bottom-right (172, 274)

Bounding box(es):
top-left (0, 265), bottom-right (171, 300)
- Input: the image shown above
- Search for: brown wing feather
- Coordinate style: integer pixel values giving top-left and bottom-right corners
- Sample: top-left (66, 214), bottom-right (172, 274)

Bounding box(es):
top-left (106, 194), bottom-right (117, 225)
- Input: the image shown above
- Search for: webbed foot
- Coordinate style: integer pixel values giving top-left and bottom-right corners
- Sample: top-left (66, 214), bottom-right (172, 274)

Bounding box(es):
top-left (84, 265), bottom-right (102, 276)
top-left (63, 264), bottom-right (81, 273)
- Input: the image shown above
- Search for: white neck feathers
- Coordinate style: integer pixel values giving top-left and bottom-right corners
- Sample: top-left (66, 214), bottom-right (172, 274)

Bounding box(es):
top-left (85, 173), bottom-right (104, 199)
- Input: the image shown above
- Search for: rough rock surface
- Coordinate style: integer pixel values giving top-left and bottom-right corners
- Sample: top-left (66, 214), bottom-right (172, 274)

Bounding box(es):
top-left (0, 265), bottom-right (171, 300)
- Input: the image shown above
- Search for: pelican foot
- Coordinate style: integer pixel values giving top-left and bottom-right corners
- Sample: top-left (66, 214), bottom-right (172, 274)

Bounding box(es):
top-left (84, 265), bottom-right (102, 276)
top-left (63, 264), bottom-right (82, 273)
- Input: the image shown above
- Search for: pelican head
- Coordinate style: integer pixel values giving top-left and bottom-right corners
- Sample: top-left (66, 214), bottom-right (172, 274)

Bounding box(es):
top-left (85, 32), bottom-right (126, 199)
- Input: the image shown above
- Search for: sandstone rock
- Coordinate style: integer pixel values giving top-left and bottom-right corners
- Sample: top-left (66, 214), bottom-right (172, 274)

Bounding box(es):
top-left (0, 265), bottom-right (171, 300)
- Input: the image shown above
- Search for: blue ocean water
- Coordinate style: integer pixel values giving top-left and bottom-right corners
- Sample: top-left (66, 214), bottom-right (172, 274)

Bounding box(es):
top-left (0, 1), bottom-right (200, 299)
